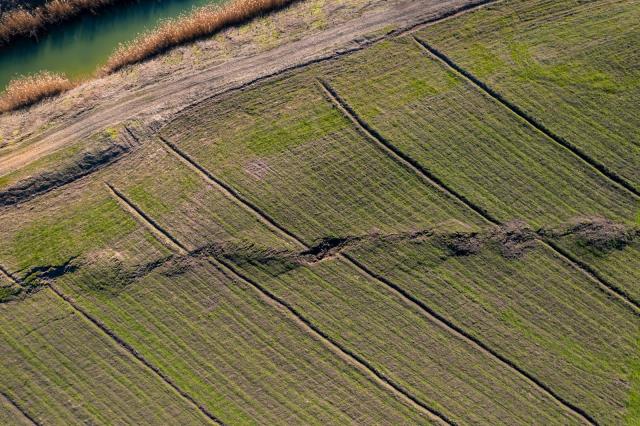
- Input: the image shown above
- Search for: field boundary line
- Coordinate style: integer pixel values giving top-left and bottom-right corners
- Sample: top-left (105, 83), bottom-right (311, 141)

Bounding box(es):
top-left (317, 79), bottom-right (604, 425)
top-left (45, 285), bottom-right (224, 425)
top-left (158, 133), bottom-right (593, 425)
top-left (412, 36), bottom-right (640, 199)
top-left (316, 79), bottom-right (497, 225)
top-left (105, 182), bottom-right (189, 255)
top-left (0, 390), bottom-right (39, 426)
top-left (101, 173), bottom-right (452, 424)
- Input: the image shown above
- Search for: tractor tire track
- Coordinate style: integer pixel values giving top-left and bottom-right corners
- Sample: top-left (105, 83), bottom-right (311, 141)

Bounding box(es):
top-left (319, 74), bottom-right (640, 317)
top-left (412, 36), bottom-right (640, 198)
top-left (104, 173), bottom-right (452, 425)
top-left (0, 390), bottom-right (39, 426)
top-left (541, 239), bottom-right (640, 315)
top-left (157, 130), bottom-right (593, 425)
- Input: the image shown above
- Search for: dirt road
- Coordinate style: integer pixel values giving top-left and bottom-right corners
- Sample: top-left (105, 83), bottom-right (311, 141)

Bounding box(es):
top-left (0, 0), bottom-right (489, 176)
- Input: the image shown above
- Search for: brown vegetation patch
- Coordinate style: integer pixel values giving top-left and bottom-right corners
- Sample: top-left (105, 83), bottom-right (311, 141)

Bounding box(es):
top-left (542, 216), bottom-right (638, 252)
top-left (101, 0), bottom-right (297, 75)
top-left (0, 71), bottom-right (76, 113)
top-left (434, 231), bottom-right (482, 256)
top-left (0, 0), bottom-right (123, 45)
top-left (244, 158), bottom-right (270, 180)
top-left (495, 220), bottom-right (537, 259)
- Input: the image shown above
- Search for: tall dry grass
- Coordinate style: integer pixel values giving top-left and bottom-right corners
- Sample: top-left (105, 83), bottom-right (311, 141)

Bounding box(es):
top-left (101, 0), bottom-right (296, 74)
top-left (0, 0), bottom-right (295, 113)
top-left (0, 71), bottom-right (76, 113)
top-left (0, 0), bottom-right (119, 45)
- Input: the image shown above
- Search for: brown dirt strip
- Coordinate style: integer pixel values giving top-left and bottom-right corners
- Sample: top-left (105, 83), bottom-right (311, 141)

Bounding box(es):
top-left (0, 0), bottom-right (496, 177)
top-left (0, 388), bottom-right (39, 425)
top-left (412, 36), bottom-right (640, 199)
top-left (156, 130), bottom-right (594, 426)
top-left (0, 137), bottom-right (134, 208)
top-left (103, 168), bottom-right (451, 425)
top-left (320, 70), bottom-right (640, 319)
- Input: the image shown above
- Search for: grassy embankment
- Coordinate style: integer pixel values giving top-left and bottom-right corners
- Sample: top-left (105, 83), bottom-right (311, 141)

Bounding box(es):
top-left (0, 0), bottom-right (296, 113)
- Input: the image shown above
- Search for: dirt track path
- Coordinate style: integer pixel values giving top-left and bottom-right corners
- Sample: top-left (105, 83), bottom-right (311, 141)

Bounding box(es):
top-left (0, 0), bottom-right (484, 176)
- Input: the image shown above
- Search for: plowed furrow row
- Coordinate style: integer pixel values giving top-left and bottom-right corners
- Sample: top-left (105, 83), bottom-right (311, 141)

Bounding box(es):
top-left (0, 390), bottom-right (39, 426)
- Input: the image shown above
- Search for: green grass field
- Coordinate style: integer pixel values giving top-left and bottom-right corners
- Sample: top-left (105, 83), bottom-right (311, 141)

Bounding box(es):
top-left (419, 0), bottom-right (640, 192)
top-left (0, 0), bottom-right (638, 424)
top-left (0, 289), bottom-right (210, 424)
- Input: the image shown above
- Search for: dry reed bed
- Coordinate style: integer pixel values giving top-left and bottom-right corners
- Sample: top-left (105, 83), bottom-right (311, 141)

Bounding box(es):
top-left (101, 0), bottom-right (296, 74)
top-left (0, 71), bottom-right (76, 113)
top-left (0, 0), bottom-right (296, 113)
top-left (0, 0), bottom-right (121, 45)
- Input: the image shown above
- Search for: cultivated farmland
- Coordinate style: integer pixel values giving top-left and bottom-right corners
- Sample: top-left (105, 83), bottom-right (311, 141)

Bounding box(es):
top-left (418, 0), bottom-right (640, 193)
top-left (0, 0), bottom-right (638, 424)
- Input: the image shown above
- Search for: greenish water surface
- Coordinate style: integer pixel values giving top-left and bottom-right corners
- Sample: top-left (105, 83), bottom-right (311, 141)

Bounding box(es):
top-left (0, 0), bottom-right (223, 90)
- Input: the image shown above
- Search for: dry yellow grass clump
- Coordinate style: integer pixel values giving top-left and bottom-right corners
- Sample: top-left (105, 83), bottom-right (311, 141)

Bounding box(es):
top-left (0, 71), bottom-right (76, 113)
top-left (0, 0), bottom-right (119, 45)
top-left (101, 0), bottom-right (295, 74)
